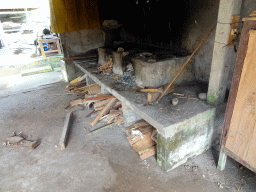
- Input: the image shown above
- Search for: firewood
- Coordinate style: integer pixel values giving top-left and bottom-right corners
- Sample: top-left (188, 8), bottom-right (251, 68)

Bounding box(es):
top-left (91, 98), bottom-right (118, 126)
top-left (94, 98), bottom-right (113, 108)
top-left (84, 95), bottom-right (115, 101)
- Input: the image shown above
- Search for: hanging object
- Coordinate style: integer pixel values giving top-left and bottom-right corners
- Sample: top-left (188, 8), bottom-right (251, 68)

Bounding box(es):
top-left (50, 0), bottom-right (100, 33)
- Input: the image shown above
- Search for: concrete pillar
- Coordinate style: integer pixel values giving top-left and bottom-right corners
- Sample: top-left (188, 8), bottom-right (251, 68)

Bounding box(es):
top-left (86, 76), bottom-right (95, 85)
top-left (207, 0), bottom-right (242, 105)
top-left (101, 87), bottom-right (111, 95)
top-left (122, 101), bottom-right (142, 127)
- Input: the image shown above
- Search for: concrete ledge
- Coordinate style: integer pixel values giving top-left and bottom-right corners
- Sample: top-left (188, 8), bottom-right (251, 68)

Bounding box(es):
top-left (157, 108), bottom-right (216, 172)
top-left (74, 60), bottom-right (214, 134)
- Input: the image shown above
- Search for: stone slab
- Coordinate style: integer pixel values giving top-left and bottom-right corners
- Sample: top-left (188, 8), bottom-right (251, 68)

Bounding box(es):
top-left (74, 60), bottom-right (214, 136)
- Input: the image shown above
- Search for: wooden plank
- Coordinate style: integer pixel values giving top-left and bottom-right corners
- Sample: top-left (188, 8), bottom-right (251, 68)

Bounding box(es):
top-left (94, 98), bottom-right (113, 108)
top-left (6, 136), bottom-right (24, 144)
top-left (139, 146), bottom-right (156, 160)
top-left (227, 15), bottom-right (240, 47)
top-left (88, 84), bottom-right (101, 95)
top-left (94, 105), bottom-right (106, 111)
top-left (127, 131), bottom-right (153, 146)
top-left (70, 76), bottom-right (81, 84)
top-left (70, 99), bottom-right (84, 107)
top-left (20, 140), bottom-right (39, 149)
top-left (156, 23), bottom-right (217, 103)
top-left (132, 132), bottom-right (155, 152)
top-left (91, 98), bottom-right (118, 126)
top-left (225, 30), bottom-right (256, 169)
top-left (109, 110), bottom-right (123, 115)
top-left (242, 17), bottom-right (256, 22)
top-left (139, 88), bottom-right (161, 93)
top-left (85, 95), bottom-right (115, 101)
top-left (222, 147), bottom-right (256, 173)
top-left (133, 120), bottom-right (150, 128)
top-left (59, 112), bottom-right (73, 150)
top-left (250, 11), bottom-right (256, 17)
top-left (137, 125), bottom-right (154, 135)
top-left (43, 50), bottom-right (59, 53)
top-left (82, 84), bottom-right (101, 93)
top-left (221, 20), bottom-right (256, 147)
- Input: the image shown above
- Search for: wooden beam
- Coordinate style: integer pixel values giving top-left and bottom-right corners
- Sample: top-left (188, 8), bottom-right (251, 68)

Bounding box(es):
top-left (59, 112), bottom-right (73, 150)
top-left (91, 98), bottom-right (118, 126)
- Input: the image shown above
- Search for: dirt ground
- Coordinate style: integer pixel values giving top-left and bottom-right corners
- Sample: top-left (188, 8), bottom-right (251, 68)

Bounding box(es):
top-left (0, 82), bottom-right (255, 192)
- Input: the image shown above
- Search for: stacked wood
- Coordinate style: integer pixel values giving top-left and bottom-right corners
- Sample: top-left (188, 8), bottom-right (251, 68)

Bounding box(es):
top-left (126, 120), bottom-right (157, 160)
top-left (66, 83), bottom-right (101, 95)
top-left (98, 60), bottom-right (113, 74)
top-left (90, 97), bottom-right (123, 126)
top-left (66, 81), bottom-right (87, 92)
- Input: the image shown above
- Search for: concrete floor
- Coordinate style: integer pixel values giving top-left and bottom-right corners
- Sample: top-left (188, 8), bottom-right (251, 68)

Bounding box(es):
top-left (0, 82), bottom-right (255, 192)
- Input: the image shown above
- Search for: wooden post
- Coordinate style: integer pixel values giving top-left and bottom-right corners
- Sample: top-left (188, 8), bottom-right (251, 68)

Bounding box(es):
top-left (38, 39), bottom-right (46, 58)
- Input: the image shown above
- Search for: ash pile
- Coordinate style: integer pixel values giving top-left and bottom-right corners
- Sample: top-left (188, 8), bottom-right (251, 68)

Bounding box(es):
top-left (115, 64), bottom-right (135, 87)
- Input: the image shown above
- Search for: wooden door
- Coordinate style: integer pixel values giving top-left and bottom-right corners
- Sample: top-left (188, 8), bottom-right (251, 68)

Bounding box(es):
top-left (225, 30), bottom-right (256, 169)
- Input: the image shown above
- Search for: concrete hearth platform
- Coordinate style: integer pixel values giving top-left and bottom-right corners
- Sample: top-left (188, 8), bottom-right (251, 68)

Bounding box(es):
top-left (75, 59), bottom-right (216, 171)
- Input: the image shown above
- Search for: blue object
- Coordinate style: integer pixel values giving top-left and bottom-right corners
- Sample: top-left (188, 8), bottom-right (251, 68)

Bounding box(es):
top-left (42, 43), bottom-right (48, 51)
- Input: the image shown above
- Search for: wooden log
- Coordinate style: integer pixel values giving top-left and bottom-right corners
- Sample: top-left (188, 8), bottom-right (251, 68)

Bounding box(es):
top-left (59, 112), bottom-right (73, 150)
top-left (91, 98), bottom-right (118, 126)
top-left (156, 23), bottom-right (217, 103)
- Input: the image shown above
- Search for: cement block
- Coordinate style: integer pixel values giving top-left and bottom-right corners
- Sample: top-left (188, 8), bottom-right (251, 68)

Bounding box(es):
top-left (122, 101), bottom-right (142, 127)
top-left (101, 87), bottom-right (111, 95)
top-left (157, 108), bottom-right (216, 172)
top-left (86, 76), bottom-right (95, 85)
top-left (131, 56), bottom-right (194, 88)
